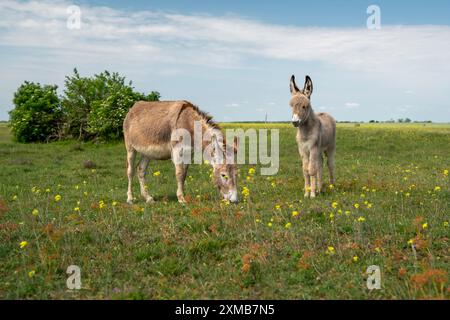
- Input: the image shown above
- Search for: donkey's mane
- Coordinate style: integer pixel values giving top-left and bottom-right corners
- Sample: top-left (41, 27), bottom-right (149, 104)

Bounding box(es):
top-left (183, 101), bottom-right (221, 130)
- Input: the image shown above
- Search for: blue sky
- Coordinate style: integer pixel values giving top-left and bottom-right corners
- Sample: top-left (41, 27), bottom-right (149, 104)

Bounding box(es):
top-left (1, 0), bottom-right (450, 122)
top-left (87, 0), bottom-right (450, 26)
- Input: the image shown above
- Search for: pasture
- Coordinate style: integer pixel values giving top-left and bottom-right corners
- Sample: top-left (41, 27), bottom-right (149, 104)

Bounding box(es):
top-left (0, 122), bottom-right (448, 299)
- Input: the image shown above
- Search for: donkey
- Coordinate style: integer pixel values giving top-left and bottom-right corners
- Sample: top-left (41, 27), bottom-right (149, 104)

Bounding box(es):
top-left (123, 100), bottom-right (238, 204)
top-left (289, 75), bottom-right (336, 198)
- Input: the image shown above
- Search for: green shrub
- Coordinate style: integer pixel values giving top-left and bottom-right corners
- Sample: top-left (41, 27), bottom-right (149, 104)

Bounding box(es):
top-left (9, 82), bottom-right (61, 142)
top-left (61, 69), bottom-right (160, 140)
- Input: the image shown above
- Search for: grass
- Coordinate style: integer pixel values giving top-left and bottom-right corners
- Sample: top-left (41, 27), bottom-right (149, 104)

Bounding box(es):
top-left (0, 122), bottom-right (449, 299)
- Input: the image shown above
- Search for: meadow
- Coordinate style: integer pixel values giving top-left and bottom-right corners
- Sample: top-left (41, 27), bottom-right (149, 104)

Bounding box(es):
top-left (0, 122), bottom-right (448, 299)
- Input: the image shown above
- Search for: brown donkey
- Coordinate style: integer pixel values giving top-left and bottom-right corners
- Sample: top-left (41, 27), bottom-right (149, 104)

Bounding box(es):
top-left (289, 75), bottom-right (336, 198)
top-left (123, 100), bottom-right (238, 204)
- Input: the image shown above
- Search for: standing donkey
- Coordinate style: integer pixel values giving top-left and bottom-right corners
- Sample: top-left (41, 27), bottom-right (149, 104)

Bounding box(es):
top-left (289, 75), bottom-right (336, 198)
top-left (123, 100), bottom-right (238, 204)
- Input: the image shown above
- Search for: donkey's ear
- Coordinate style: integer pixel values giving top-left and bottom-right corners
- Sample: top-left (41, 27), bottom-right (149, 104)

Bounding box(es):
top-left (303, 75), bottom-right (313, 98)
top-left (290, 75), bottom-right (300, 95)
top-left (211, 134), bottom-right (224, 165)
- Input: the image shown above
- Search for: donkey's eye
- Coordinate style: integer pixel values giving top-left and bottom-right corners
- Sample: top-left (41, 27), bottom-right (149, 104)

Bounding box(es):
top-left (302, 106), bottom-right (306, 109)
top-left (221, 173), bottom-right (229, 180)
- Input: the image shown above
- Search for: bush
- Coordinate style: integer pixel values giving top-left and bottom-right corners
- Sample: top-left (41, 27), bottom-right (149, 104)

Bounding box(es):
top-left (62, 69), bottom-right (160, 140)
top-left (9, 82), bottom-right (61, 142)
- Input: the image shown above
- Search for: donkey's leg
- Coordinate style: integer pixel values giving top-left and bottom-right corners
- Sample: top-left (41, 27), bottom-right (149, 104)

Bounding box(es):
top-left (126, 148), bottom-right (137, 204)
top-left (317, 153), bottom-right (324, 194)
top-left (308, 149), bottom-right (319, 198)
top-left (137, 156), bottom-right (154, 203)
top-left (327, 147), bottom-right (335, 185)
top-left (175, 164), bottom-right (189, 203)
top-left (302, 157), bottom-right (311, 198)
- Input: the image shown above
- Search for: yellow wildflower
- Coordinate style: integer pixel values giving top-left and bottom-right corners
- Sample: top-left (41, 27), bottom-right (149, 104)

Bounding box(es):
top-left (54, 194), bottom-right (61, 202)
top-left (422, 222), bottom-right (428, 229)
top-left (354, 203), bottom-right (360, 209)
top-left (32, 209), bottom-right (39, 216)
top-left (331, 202), bottom-right (338, 209)
top-left (12, 195), bottom-right (18, 201)
top-left (352, 256), bottom-right (358, 262)
top-left (74, 207), bottom-right (80, 212)
top-left (434, 186), bottom-right (441, 192)
top-left (153, 171), bottom-right (161, 177)
top-left (248, 167), bottom-right (256, 175)
top-left (267, 222), bottom-right (273, 228)
top-left (292, 211), bottom-right (299, 217)
top-left (99, 200), bottom-right (105, 209)
top-left (444, 169), bottom-right (449, 176)
top-left (326, 246), bottom-right (335, 255)
top-left (357, 216), bottom-right (366, 222)
top-left (19, 241), bottom-right (28, 249)
top-left (242, 186), bottom-right (250, 197)
top-left (375, 247), bottom-right (381, 253)
top-left (28, 270), bottom-right (35, 278)
top-left (285, 222), bottom-right (292, 229)
top-left (112, 201), bottom-right (118, 206)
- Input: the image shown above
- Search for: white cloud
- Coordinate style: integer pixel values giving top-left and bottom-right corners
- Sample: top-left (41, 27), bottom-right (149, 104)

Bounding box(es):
top-left (345, 102), bottom-right (360, 109)
top-left (0, 0), bottom-right (450, 74)
top-left (225, 103), bottom-right (240, 108)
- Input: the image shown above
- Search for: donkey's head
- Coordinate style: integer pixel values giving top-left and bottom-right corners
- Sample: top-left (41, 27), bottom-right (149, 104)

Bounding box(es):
top-left (289, 75), bottom-right (313, 127)
top-left (210, 136), bottom-right (239, 203)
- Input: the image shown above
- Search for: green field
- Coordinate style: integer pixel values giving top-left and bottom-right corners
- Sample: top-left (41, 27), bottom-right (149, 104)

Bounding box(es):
top-left (0, 122), bottom-right (449, 299)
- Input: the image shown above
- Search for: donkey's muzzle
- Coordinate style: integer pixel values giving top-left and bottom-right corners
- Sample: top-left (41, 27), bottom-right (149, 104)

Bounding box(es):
top-left (291, 114), bottom-right (301, 127)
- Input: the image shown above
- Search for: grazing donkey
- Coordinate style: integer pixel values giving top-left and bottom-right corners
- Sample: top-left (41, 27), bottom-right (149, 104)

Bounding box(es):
top-left (123, 100), bottom-right (238, 204)
top-left (289, 75), bottom-right (336, 198)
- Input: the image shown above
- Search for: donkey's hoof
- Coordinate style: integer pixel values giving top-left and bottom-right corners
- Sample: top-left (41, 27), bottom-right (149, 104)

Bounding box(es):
top-left (145, 197), bottom-right (155, 204)
top-left (310, 193), bottom-right (316, 198)
top-left (304, 192), bottom-right (310, 198)
top-left (178, 198), bottom-right (187, 204)
top-left (126, 199), bottom-right (133, 205)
